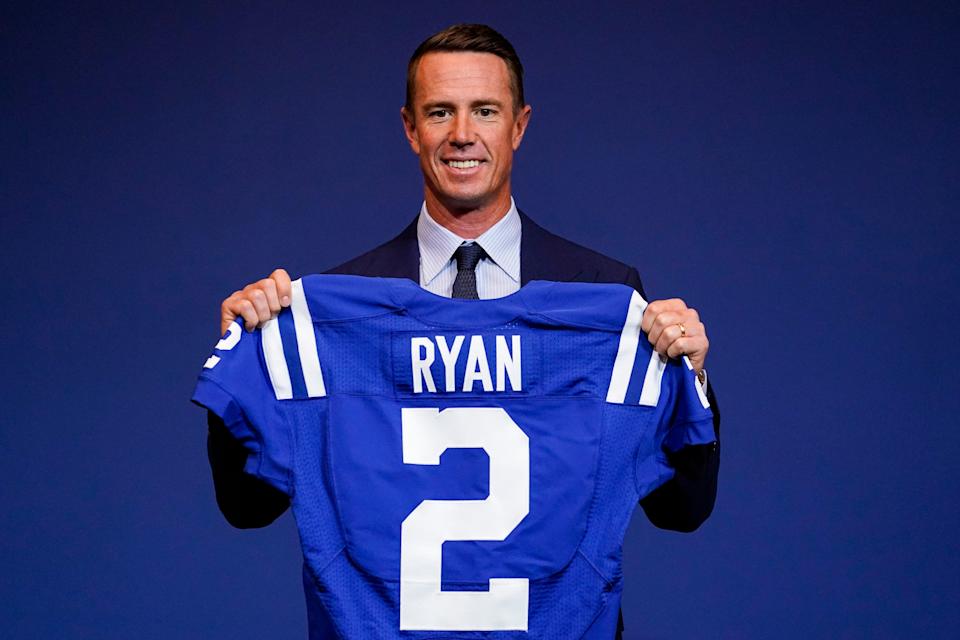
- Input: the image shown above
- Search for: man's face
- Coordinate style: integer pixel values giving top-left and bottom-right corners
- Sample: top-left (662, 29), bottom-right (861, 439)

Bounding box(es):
top-left (402, 52), bottom-right (531, 215)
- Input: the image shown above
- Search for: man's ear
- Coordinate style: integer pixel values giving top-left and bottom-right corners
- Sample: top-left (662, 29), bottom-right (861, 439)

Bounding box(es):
top-left (401, 107), bottom-right (420, 155)
top-left (512, 104), bottom-right (533, 151)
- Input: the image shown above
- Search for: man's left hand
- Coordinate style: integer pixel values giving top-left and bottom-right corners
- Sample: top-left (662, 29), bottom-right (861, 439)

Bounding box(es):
top-left (642, 298), bottom-right (709, 376)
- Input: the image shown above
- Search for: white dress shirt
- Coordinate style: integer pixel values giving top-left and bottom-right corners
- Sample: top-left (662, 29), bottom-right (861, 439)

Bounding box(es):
top-left (417, 198), bottom-right (522, 299)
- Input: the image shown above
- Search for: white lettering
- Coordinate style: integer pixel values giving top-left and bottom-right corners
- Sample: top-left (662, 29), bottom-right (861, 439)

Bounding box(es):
top-left (496, 335), bottom-right (522, 392)
top-left (409, 334), bottom-right (522, 394)
top-left (462, 335), bottom-right (493, 392)
top-left (411, 337), bottom-right (436, 393)
top-left (436, 335), bottom-right (465, 392)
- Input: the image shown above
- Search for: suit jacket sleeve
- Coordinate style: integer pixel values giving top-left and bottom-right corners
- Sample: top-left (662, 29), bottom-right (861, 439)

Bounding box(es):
top-left (206, 411), bottom-right (290, 528)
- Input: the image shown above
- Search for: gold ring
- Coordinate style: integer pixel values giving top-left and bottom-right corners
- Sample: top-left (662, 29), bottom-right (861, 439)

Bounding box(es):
top-left (678, 323), bottom-right (686, 337)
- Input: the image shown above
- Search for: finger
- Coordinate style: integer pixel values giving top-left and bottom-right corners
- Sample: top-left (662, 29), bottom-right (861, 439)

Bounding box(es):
top-left (271, 268), bottom-right (293, 307)
top-left (244, 287), bottom-right (273, 324)
top-left (220, 291), bottom-right (242, 335)
top-left (666, 337), bottom-right (690, 359)
top-left (233, 298), bottom-right (260, 332)
top-left (641, 298), bottom-right (687, 330)
top-left (657, 320), bottom-right (706, 356)
top-left (646, 310), bottom-right (683, 347)
top-left (665, 335), bottom-right (704, 358)
top-left (667, 335), bottom-right (709, 371)
top-left (674, 320), bottom-right (705, 338)
top-left (654, 323), bottom-right (685, 356)
top-left (257, 278), bottom-right (281, 314)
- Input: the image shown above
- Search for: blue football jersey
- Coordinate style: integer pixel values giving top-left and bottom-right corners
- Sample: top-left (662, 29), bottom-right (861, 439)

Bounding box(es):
top-left (193, 275), bottom-right (715, 639)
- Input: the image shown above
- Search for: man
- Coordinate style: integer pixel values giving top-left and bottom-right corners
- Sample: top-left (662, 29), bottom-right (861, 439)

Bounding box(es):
top-left (207, 24), bottom-right (719, 637)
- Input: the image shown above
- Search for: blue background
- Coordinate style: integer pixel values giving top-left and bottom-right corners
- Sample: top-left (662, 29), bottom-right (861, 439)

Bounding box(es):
top-left (3, 1), bottom-right (957, 638)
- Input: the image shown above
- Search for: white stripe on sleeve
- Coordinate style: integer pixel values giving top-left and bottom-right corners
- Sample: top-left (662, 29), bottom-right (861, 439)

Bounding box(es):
top-left (638, 351), bottom-right (668, 406)
top-left (262, 318), bottom-right (293, 400)
top-left (290, 279), bottom-right (326, 398)
top-left (606, 290), bottom-right (648, 404)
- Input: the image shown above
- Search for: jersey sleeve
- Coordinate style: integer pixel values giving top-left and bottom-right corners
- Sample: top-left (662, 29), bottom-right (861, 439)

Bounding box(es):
top-left (628, 350), bottom-right (716, 498)
top-left (660, 355), bottom-right (716, 453)
top-left (191, 320), bottom-right (295, 495)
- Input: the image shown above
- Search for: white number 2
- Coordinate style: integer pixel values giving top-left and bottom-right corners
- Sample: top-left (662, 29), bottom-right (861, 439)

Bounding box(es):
top-left (203, 321), bottom-right (241, 369)
top-left (400, 407), bottom-right (530, 631)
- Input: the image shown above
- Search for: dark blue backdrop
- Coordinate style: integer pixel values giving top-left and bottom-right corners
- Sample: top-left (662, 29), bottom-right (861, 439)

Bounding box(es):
top-left (3, 1), bottom-right (958, 638)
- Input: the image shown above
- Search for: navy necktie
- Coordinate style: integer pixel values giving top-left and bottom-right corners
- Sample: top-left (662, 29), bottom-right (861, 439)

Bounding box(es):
top-left (452, 243), bottom-right (485, 299)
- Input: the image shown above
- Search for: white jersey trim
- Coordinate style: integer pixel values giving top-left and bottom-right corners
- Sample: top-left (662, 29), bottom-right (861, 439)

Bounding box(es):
top-left (291, 279), bottom-right (326, 398)
top-left (606, 290), bottom-right (648, 404)
top-left (262, 318), bottom-right (293, 400)
top-left (638, 351), bottom-right (667, 407)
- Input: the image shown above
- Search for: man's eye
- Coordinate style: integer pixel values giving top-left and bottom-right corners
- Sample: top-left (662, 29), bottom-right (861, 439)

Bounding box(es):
top-left (428, 109), bottom-right (450, 118)
top-left (477, 108), bottom-right (496, 117)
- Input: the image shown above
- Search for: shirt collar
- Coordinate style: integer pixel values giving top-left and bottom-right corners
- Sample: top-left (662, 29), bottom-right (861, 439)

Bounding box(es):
top-left (417, 198), bottom-right (522, 285)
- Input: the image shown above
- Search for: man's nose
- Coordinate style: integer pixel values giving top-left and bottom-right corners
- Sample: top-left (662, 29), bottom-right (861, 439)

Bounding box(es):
top-left (448, 113), bottom-right (474, 147)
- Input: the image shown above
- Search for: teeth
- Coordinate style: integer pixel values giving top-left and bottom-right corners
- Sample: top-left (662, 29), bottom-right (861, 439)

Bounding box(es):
top-left (447, 160), bottom-right (480, 168)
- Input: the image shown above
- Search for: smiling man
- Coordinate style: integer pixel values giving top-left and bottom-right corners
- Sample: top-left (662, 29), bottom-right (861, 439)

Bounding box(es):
top-left (401, 47), bottom-right (531, 238)
top-left (206, 24), bottom-right (720, 639)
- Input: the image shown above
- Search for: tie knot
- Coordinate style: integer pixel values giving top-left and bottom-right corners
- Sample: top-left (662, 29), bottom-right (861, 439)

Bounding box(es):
top-left (454, 243), bottom-right (485, 271)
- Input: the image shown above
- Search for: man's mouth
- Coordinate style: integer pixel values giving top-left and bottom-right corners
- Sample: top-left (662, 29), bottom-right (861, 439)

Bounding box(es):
top-left (444, 159), bottom-right (482, 169)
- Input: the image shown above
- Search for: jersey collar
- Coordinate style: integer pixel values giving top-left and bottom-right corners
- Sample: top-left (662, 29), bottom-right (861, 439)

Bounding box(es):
top-left (392, 277), bottom-right (538, 328)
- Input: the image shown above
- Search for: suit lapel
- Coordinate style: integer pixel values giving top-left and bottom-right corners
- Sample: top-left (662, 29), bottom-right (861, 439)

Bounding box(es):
top-left (519, 210), bottom-right (586, 285)
top-left (375, 216), bottom-right (421, 281)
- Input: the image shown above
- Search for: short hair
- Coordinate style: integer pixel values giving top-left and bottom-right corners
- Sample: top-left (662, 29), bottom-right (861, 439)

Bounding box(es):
top-left (405, 24), bottom-right (526, 114)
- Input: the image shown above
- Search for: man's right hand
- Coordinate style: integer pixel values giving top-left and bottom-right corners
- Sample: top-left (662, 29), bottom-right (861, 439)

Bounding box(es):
top-left (220, 268), bottom-right (292, 334)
